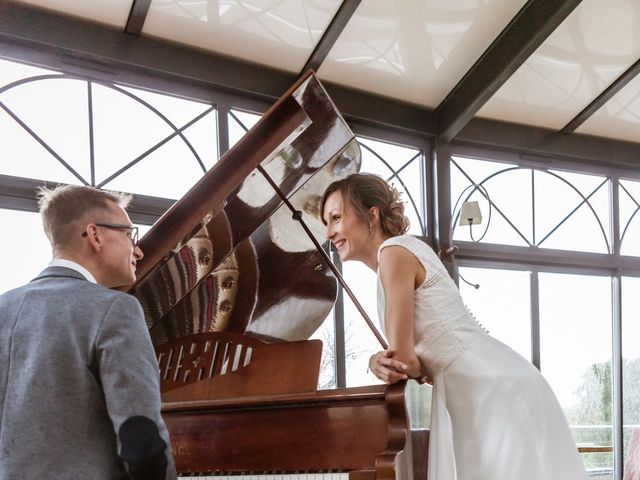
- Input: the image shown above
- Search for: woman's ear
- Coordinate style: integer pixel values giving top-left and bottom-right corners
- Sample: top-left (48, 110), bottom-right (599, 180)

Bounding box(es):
top-left (369, 206), bottom-right (380, 227)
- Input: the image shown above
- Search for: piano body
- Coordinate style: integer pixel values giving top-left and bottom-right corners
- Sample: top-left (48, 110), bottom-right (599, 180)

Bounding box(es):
top-left (128, 72), bottom-right (427, 479)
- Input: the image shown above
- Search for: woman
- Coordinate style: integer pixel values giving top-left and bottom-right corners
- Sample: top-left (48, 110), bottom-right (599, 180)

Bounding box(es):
top-left (321, 173), bottom-right (587, 480)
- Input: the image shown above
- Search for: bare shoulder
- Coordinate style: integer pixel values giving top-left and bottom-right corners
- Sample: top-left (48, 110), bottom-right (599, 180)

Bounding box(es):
top-left (379, 242), bottom-right (426, 288)
top-left (379, 244), bottom-right (422, 276)
top-left (380, 243), bottom-right (417, 262)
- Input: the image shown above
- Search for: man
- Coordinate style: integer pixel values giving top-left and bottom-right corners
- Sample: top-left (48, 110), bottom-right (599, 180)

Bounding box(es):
top-left (0, 185), bottom-right (176, 479)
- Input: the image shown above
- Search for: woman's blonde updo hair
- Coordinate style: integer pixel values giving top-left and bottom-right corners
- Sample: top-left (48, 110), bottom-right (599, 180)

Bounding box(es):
top-left (321, 173), bottom-right (409, 237)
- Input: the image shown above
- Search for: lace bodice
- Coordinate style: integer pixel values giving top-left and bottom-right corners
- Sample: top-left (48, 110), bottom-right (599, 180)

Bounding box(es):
top-left (376, 235), bottom-right (487, 376)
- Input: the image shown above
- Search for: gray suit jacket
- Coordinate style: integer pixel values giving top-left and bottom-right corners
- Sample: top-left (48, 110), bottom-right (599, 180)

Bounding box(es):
top-left (0, 266), bottom-right (176, 479)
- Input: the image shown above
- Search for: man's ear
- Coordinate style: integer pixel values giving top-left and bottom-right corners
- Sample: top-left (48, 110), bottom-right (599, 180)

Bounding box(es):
top-left (85, 224), bottom-right (103, 250)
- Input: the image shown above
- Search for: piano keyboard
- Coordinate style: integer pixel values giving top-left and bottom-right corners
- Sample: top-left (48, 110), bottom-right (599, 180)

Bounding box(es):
top-left (180, 474), bottom-right (348, 479)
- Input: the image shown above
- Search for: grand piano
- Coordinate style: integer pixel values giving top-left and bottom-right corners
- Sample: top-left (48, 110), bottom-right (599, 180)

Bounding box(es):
top-left (127, 71), bottom-right (427, 479)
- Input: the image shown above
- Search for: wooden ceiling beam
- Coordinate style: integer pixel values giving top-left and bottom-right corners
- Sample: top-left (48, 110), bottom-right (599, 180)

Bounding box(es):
top-left (299, 0), bottom-right (361, 76)
top-left (457, 116), bottom-right (640, 172)
top-left (433, 0), bottom-right (582, 143)
top-left (561, 57), bottom-right (640, 134)
top-left (124, 0), bottom-right (152, 36)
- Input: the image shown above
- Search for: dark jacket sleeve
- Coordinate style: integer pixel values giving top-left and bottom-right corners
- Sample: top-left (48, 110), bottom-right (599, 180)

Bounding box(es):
top-left (95, 293), bottom-right (176, 480)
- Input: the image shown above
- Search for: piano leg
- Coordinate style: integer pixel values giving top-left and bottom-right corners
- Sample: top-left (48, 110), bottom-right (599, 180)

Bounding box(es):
top-left (410, 429), bottom-right (429, 480)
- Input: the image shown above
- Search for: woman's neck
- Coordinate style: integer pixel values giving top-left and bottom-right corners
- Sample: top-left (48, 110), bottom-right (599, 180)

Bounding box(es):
top-left (363, 231), bottom-right (395, 271)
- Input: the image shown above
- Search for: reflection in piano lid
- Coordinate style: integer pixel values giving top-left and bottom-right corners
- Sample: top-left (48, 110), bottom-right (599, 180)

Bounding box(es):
top-left (128, 73), bottom-right (361, 344)
top-left (125, 72), bottom-right (426, 479)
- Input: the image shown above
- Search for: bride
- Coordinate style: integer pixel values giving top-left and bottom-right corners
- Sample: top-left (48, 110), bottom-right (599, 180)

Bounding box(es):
top-left (321, 172), bottom-right (587, 480)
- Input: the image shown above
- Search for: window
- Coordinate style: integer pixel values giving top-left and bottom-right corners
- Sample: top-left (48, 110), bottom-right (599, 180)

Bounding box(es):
top-left (0, 58), bottom-right (221, 295)
top-left (0, 209), bottom-right (51, 294)
top-left (459, 266), bottom-right (531, 361)
top-left (451, 156), bottom-right (611, 253)
top-left (358, 137), bottom-right (426, 236)
top-left (228, 108), bottom-right (261, 147)
top-left (622, 277), bottom-right (640, 468)
top-left (1, 58), bottom-right (217, 201)
top-left (450, 152), bottom-right (638, 477)
top-left (0, 209), bottom-right (152, 295)
top-left (539, 273), bottom-right (613, 474)
top-left (619, 179), bottom-right (640, 257)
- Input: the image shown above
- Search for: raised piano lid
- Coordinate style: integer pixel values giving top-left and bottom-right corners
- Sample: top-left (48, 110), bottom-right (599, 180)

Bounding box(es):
top-left (127, 71), bottom-right (361, 346)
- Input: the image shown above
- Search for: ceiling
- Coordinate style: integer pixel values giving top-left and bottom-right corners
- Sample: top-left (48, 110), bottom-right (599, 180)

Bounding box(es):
top-left (2, 0), bottom-right (640, 156)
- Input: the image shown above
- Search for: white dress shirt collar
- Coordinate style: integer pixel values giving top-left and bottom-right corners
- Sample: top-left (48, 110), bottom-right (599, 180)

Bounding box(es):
top-left (49, 258), bottom-right (97, 284)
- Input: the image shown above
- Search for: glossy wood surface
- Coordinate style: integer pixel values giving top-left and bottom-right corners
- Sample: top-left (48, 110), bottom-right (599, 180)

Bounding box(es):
top-left (162, 383), bottom-right (408, 476)
top-left (157, 331), bottom-right (322, 401)
top-left (128, 71), bottom-right (360, 344)
top-left (133, 90), bottom-right (307, 285)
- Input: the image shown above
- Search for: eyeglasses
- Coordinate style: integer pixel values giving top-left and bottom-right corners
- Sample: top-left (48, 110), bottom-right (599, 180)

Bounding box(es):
top-left (82, 223), bottom-right (139, 247)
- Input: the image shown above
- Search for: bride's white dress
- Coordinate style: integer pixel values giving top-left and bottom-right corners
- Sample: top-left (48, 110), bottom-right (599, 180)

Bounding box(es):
top-left (376, 235), bottom-right (587, 480)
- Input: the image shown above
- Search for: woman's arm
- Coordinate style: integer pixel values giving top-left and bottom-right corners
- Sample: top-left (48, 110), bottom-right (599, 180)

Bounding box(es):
top-left (369, 245), bottom-right (424, 384)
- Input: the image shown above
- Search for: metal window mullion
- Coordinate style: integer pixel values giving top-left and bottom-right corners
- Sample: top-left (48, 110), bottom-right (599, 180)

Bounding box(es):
top-left (217, 103), bottom-right (229, 158)
top-left (434, 141), bottom-right (452, 252)
top-left (611, 176), bottom-right (623, 480)
top-left (332, 249), bottom-right (346, 388)
top-left (612, 272), bottom-right (623, 480)
top-left (530, 270), bottom-right (541, 370)
top-left (87, 81), bottom-right (96, 186)
top-left (531, 169), bottom-right (536, 246)
top-left (612, 176), bottom-right (621, 256)
top-left (434, 141), bottom-right (458, 286)
top-left (421, 140), bottom-right (431, 238)
top-left (454, 240), bottom-right (640, 274)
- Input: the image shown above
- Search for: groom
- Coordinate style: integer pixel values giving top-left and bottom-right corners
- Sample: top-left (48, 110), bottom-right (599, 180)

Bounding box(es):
top-left (0, 184), bottom-right (176, 479)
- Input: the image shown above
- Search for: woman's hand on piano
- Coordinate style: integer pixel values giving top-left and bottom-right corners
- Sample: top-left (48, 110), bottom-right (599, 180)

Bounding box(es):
top-left (368, 350), bottom-right (412, 384)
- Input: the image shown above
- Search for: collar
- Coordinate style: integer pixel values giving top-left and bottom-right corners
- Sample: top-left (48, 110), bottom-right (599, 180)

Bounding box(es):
top-left (49, 258), bottom-right (97, 284)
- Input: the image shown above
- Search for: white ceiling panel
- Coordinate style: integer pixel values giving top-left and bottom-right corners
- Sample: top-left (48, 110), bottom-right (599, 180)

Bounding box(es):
top-left (576, 73), bottom-right (640, 143)
top-left (7, 0), bottom-right (640, 147)
top-left (143, 0), bottom-right (341, 73)
top-left (16, 0), bottom-right (131, 28)
top-left (478, 0), bottom-right (640, 131)
top-left (318, 0), bottom-right (527, 108)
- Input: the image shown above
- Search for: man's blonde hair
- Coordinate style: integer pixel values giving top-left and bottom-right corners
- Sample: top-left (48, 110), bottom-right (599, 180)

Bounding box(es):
top-left (37, 185), bottom-right (132, 248)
